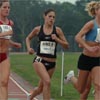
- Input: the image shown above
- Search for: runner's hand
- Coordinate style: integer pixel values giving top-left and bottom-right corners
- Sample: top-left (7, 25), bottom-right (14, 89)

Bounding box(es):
top-left (28, 48), bottom-right (35, 55)
top-left (51, 34), bottom-right (58, 41)
top-left (14, 43), bottom-right (21, 48)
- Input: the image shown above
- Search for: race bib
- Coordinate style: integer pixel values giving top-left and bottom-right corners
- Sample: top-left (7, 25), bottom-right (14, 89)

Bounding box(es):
top-left (95, 28), bottom-right (100, 43)
top-left (40, 41), bottom-right (56, 55)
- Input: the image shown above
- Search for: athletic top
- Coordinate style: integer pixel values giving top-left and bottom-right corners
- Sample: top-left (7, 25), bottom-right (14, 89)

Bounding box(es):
top-left (0, 20), bottom-right (12, 26)
top-left (36, 25), bottom-right (58, 58)
top-left (85, 20), bottom-right (100, 43)
top-left (0, 20), bottom-right (12, 39)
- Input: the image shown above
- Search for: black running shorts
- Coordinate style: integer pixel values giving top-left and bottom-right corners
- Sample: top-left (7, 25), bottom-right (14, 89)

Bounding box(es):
top-left (33, 56), bottom-right (56, 71)
top-left (78, 53), bottom-right (100, 71)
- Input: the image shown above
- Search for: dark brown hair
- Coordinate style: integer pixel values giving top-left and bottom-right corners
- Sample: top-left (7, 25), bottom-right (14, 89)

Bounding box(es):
top-left (0, 0), bottom-right (9, 7)
top-left (44, 8), bottom-right (55, 16)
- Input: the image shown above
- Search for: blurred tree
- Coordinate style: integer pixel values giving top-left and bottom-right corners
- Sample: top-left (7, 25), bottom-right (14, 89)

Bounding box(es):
top-left (9, 0), bottom-right (95, 52)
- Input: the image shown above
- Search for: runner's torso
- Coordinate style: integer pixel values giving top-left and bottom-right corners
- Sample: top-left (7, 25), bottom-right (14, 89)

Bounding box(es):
top-left (83, 20), bottom-right (100, 57)
top-left (0, 20), bottom-right (12, 53)
top-left (36, 25), bottom-right (58, 62)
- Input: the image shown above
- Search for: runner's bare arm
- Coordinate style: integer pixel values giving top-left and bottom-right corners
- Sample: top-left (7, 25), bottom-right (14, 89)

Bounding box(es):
top-left (26, 26), bottom-right (40, 54)
top-left (51, 27), bottom-right (69, 49)
top-left (75, 21), bottom-right (93, 49)
top-left (10, 40), bottom-right (21, 48)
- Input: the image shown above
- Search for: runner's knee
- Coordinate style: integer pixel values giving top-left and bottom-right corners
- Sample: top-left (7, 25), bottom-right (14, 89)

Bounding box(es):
top-left (43, 79), bottom-right (51, 87)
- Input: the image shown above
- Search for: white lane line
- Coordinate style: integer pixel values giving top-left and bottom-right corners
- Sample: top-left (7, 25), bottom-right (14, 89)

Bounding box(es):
top-left (10, 76), bottom-right (38, 100)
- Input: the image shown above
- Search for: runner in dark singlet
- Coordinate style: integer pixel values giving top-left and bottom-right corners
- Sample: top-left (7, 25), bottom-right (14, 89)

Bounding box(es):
top-left (26, 8), bottom-right (69, 100)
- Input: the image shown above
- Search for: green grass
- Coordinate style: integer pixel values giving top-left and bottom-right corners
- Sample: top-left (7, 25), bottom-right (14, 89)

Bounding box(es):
top-left (10, 52), bottom-right (94, 100)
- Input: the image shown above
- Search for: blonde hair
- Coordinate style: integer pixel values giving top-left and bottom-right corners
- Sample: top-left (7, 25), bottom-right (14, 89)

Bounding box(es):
top-left (85, 1), bottom-right (100, 17)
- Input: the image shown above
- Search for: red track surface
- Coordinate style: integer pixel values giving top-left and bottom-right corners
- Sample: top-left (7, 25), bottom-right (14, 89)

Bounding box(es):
top-left (8, 77), bottom-right (28, 100)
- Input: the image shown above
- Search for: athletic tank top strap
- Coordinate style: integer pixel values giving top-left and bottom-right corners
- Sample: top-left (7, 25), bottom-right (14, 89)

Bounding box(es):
top-left (0, 20), bottom-right (12, 26)
top-left (0, 21), bottom-right (3, 24)
top-left (52, 26), bottom-right (55, 34)
top-left (40, 25), bottom-right (43, 32)
top-left (52, 25), bottom-right (58, 36)
top-left (39, 25), bottom-right (43, 34)
top-left (94, 19), bottom-right (99, 28)
top-left (8, 20), bottom-right (11, 25)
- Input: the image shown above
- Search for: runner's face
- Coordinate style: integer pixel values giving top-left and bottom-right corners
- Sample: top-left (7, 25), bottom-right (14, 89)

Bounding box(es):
top-left (0, 2), bottom-right (10, 17)
top-left (44, 11), bottom-right (55, 26)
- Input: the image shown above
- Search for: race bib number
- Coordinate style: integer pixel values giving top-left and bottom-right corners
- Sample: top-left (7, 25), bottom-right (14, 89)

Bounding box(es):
top-left (40, 41), bottom-right (56, 55)
top-left (35, 56), bottom-right (42, 62)
top-left (95, 28), bottom-right (100, 43)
